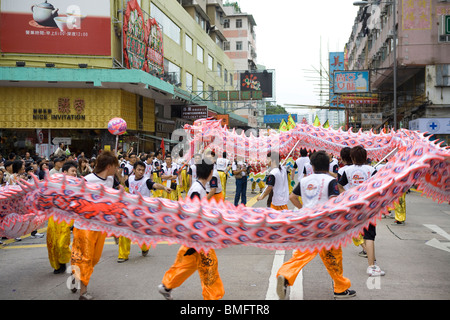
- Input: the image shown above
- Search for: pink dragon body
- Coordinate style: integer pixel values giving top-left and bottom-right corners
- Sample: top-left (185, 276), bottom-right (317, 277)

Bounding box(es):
top-left (1, 120), bottom-right (449, 253)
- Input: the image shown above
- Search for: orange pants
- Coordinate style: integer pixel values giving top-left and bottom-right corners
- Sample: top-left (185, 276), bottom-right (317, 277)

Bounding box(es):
top-left (71, 228), bottom-right (106, 287)
top-left (270, 204), bottom-right (288, 210)
top-left (208, 192), bottom-right (225, 202)
top-left (277, 247), bottom-right (351, 294)
top-left (162, 245), bottom-right (225, 300)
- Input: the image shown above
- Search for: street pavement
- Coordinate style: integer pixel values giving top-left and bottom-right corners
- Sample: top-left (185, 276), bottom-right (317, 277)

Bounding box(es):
top-left (1, 178), bottom-right (450, 302)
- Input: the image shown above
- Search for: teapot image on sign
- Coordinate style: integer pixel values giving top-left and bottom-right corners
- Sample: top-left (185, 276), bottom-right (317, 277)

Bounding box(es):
top-left (31, 1), bottom-right (59, 27)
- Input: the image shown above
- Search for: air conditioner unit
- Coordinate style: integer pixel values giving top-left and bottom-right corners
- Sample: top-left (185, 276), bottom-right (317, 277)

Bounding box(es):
top-left (387, 30), bottom-right (394, 39)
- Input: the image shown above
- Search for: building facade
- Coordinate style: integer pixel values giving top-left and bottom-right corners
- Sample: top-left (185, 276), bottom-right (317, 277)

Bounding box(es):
top-left (0, 0), bottom-right (249, 158)
top-left (345, 0), bottom-right (450, 143)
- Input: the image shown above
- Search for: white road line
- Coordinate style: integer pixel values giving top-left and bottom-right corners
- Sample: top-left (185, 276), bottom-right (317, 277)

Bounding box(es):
top-left (424, 224), bottom-right (450, 241)
top-left (265, 250), bottom-right (304, 300)
top-left (266, 250), bottom-right (286, 300)
top-left (290, 270), bottom-right (304, 300)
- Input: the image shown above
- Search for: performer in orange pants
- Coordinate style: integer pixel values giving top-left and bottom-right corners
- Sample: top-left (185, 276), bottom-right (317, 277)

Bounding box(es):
top-left (71, 228), bottom-right (106, 289)
top-left (161, 246), bottom-right (224, 300)
top-left (277, 247), bottom-right (351, 295)
top-left (276, 150), bottom-right (356, 299)
top-left (158, 157), bottom-right (224, 300)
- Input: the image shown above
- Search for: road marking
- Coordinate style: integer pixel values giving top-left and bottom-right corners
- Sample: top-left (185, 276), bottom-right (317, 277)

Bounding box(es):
top-left (424, 224), bottom-right (450, 253)
top-left (265, 250), bottom-right (286, 300)
top-left (1, 239), bottom-right (168, 250)
top-left (290, 270), bottom-right (304, 300)
top-left (423, 224), bottom-right (450, 241)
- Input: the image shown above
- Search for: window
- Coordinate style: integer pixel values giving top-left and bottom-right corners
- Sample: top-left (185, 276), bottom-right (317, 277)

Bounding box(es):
top-left (186, 72), bottom-right (193, 92)
top-left (197, 79), bottom-right (204, 96)
top-left (163, 59), bottom-right (180, 84)
top-left (185, 34), bottom-right (193, 55)
top-left (224, 18), bottom-right (230, 28)
top-left (208, 54), bottom-right (213, 70)
top-left (236, 41), bottom-right (243, 51)
top-left (151, 3), bottom-right (180, 45)
top-left (224, 69), bottom-right (228, 83)
top-left (217, 63), bottom-right (222, 78)
top-left (230, 73), bottom-right (233, 86)
top-left (223, 41), bottom-right (230, 51)
top-left (236, 19), bottom-right (242, 28)
top-left (197, 45), bottom-right (204, 62)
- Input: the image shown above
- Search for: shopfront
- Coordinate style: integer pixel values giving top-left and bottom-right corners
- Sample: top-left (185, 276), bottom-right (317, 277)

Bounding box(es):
top-left (0, 87), bottom-right (155, 158)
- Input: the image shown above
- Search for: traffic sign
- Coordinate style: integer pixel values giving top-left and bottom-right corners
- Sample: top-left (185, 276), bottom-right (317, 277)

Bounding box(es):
top-left (52, 137), bottom-right (71, 145)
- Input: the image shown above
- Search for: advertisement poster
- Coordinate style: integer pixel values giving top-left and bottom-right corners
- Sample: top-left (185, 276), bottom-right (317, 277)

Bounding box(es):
top-left (240, 71), bottom-right (273, 98)
top-left (123, 0), bottom-right (146, 71)
top-left (123, 0), bottom-right (164, 75)
top-left (329, 52), bottom-right (345, 108)
top-left (0, 0), bottom-right (111, 55)
top-left (145, 18), bottom-right (164, 75)
top-left (334, 70), bottom-right (370, 93)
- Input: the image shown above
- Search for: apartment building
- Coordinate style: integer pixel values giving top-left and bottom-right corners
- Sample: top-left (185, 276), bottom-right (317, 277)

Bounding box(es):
top-left (346, 0), bottom-right (450, 142)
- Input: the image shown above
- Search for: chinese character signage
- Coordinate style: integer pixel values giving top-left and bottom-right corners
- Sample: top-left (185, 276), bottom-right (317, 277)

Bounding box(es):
top-left (402, 0), bottom-right (432, 30)
top-left (329, 52), bottom-right (345, 107)
top-left (123, 0), bottom-right (146, 71)
top-left (240, 71), bottom-right (273, 98)
top-left (123, 0), bottom-right (164, 75)
top-left (0, 0), bottom-right (111, 55)
top-left (333, 71), bottom-right (370, 93)
top-left (182, 106), bottom-right (208, 120)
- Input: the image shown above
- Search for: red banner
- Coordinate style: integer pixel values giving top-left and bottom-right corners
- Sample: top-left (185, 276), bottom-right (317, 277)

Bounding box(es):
top-left (123, 0), bottom-right (146, 71)
top-left (145, 18), bottom-right (164, 75)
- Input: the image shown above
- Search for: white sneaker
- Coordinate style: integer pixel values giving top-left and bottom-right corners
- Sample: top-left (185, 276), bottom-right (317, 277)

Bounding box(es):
top-left (158, 284), bottom-right (173, 300)
top-left (31, 232), bottom-right (44, 238)
top-left (276, 275), bottom-right (288, 300)
top-left (367, 265), bottom-right (385, 277)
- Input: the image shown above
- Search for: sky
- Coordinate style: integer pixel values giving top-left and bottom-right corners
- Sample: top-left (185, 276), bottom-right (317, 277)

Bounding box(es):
top-left (236, 0), bottom-right (361, 113)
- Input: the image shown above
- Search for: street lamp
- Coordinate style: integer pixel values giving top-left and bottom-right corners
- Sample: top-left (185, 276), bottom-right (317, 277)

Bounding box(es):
top-left (353, 0), bottom-right (397, 130)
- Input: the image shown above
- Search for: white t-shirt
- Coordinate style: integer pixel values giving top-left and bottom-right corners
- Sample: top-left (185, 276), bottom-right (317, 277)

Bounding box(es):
top-left (300, 173), bottom-right (337, 208)
top-left (295, 157), bottom-right (311, 183)
top-left (266, 166), bottom-right (289, 206)
top-left (187, 180), bottom-right (207, 200)
top-left (339, 164), bottom-right (376, 189)
top-left (216, 157), bottom-right (230, 171)
top-left (205, 169), bottom-right (222, 194)
top-left (74, 173), bottom-right (115, 231)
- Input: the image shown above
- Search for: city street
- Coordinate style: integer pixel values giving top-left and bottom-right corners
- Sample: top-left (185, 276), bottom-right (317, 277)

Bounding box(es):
top-left (1, 179), bottom-right (449, 302)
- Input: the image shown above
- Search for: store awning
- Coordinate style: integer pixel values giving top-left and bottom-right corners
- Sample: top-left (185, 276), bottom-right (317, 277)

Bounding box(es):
top-left (0, 67), bottom-right (174, 98)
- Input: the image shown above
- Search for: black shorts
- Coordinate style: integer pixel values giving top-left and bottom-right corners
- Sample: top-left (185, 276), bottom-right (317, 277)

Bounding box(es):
top-left (363, 223), bottom-right (376, 241)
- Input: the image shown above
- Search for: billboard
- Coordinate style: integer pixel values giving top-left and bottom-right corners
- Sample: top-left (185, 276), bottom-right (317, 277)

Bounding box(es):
top-left (0, 0), bottom-right (111, 55)
top-left (240, 71), bottom-right (273, 98)
top-left (334, 71), bottom-right (370, 93)
top-left (263, 114), bottom-right (297, 124)
top-left (409, 118), bottom-right (450, 135)
top-left (329, 52), bottom-right (345, 108)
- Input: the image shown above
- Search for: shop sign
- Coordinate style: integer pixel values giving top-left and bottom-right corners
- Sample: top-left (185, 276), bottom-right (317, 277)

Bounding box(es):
top-left (182, 106), bottom-right (208, 119)
top-left (33, 97), bottom-right (86, 121)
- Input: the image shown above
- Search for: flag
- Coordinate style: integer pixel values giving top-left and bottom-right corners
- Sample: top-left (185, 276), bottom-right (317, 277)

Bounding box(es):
top-left (323, 120), bottom-right (330, 128)
top-left (279, 119), bottom-right (288, 132)
top-left (313, 115), bottom-right (321, 127)
top-left (287, 114), bottom-right (296, 130)
top-left (160, 137), bottom-right (165, 157)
